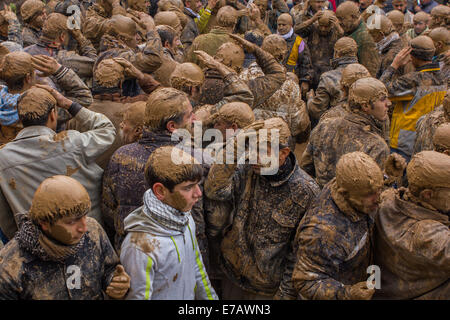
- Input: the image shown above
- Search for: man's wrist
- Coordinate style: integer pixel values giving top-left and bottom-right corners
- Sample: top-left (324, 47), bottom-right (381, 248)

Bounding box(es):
top-left (67, 101), bottom-right (82, 116)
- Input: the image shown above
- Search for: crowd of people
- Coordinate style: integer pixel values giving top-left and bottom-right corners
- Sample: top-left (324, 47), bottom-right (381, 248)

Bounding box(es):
top-left (0, 0), bottom-right (448, 300)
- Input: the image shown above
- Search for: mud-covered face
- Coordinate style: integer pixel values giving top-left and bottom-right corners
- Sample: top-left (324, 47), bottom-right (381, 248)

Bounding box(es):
top-left (392, 0), bottom-right (407, 12)
top-left (364, 95), bottom-right (390, 121)
top-left (277, 14), bottom-right (292, 35)
top-left (348, 190), bottom-right (381, 215)
top-left (311, 0), bottom-right (326, 13)
top-left (213, 118), bottom-right (234, 138)
top-left (413, 20), bottom-right (427, 35)
top-left (337, 12), bottom-right (359, 34)
top-left (318, 19), bottom-right (331, 35)
top-left (131, 0), bottom-right (150, 12)
top-left (0, 22), bottom-right (8, 38)
top-left (32, 9), bottom-right (47, 29)
top-left (43, 215), bottom-right (88, 245)
top-left (255, 0), bottom-right (268, 15)
top-left (164, 180), bottom-right (202, 212)
top-left (359, 0), bottom-right (373, 10)
top-left (426, 187), bottom-right (450, 215)
top-left (187, 0), bottom-right (203, 13)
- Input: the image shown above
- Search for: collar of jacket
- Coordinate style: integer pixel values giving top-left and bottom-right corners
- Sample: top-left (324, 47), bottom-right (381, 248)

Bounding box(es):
top-left (347, 19), bottom-right (365, 37)
top-left (416, 61), bottom-right (441, 72)
top-left (210, 27), bottom-right (229, 35)
top-left (184, 7), bottom-right (200, 19)
top-left (13, 125), bottom-right (55, 141)
top-left (329, 179), bottom-right (367, 223)
top-left (396, 188), bottom-right (450, 226)
top-left (331, 56), bottom-right (358, 69)
top-left (344, 110), bottom-right (384, 137)
top-left (261, 152), bottom-right (297, 187)
top-left (376, 32), bottom-right (400, 54)
top-left (138, 129), bottom-right (178, 146)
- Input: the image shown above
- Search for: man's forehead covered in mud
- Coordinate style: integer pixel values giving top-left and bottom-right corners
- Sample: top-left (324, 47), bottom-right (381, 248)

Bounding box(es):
top-left (94, 58), bottom-right (125, 88)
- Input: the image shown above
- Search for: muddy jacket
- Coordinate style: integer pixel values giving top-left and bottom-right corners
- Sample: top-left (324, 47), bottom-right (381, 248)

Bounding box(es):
top-left (21, 25), bottom-right (40, 48)
top-left (381, 62), bottom-right (446, 156)
top-left (374, 188), bottom-right (450, 299)
top-left (413, 106), bottom-right (446, 155)
top-left (205, 152), bottom-right (320, 297)
top-left (25, 35), bottom-right (98, 79)
top-left (377, 33), bottom-right (408, 80)
top-left (292, 180), bottom-right (374, 300)
top-left (153, 48), bottom-right (178, 87)
top-left (236, 0), bottom-right (289, 35)
top-left (97, 30), bottom-right (163, 75)
top-left (0, 106), bottom-right (115, 240)
top-left (120, 191), bottom-right (218, 300)
top-left (307, 56), bottom-right (358, 123)
top-left (434, 53), bottom-right (450, 87)
top-left (301, 111), bottom-right (389, 187)
top-left (239, 62), bottom-right (310, 140)
top-left (294, 21), bottom-right (342, 88)
top-left (0, 215), bottom-right (119, 300)
top-left (180, 7), bottom-right (212, 54)
top-left (1, 18), bottom-right (22, 45)
top-left (283, 31), bottom-right (313, 84)
top-left (83, 3), bottom-right (127, 50)
top-left (187, 27), bottom-right (231, 66)
top-left (347, 20), bottom-right (381, 77)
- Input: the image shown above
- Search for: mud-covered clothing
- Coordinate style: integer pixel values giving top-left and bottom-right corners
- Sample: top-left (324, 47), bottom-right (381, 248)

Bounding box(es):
top-left (153, 48), bottom-right (178, 87)
top-left (374, 188), bottom-right (450, 299)
top-left (187, 27), bottom-right (231, 66)
top-left (301, 111), bottom-right (389, 187)
top-left (380, 62), bottom-right (446, 157)
top-left (283, 32), bottom-right (313, 85)
top-left (239, 62), bottom-right (310, 140)
top-left (434, 53), bottom-right (450, 87)
top-left (376, 33), bottom-right (405, 79)
top-left (0, 215), bottom-right (119, 300)
top-left (204, 152), bottom-right (320, 298)
top-left (2, 18), bottom-right (22, 45)
top-left (307, 56), bottom-right (358, 122)
top-left (97, 30), bottom-right (163, 75)
top-left (413, 106), bottom-right (446, 155)
top-left (198, 68), bottom-right (225, 105)
top-left (180, 7), bottom-right (212, 54)
top-left (347, 20), bottom-right (381, 77)
top-left (292, 181), bottom-right (374, 300)
top-left (0, 106), bottom-right (115, 240)
top-left (83, 3), bottom-right (127, 50)
top-left (200, 46), bottom-right (284, 110)
top-left (21, 25), bottom-right (40, 48)
top-left (102, 130), bottom-right (175, 250)
top-left (405, 26), bottom-right (429, 40)
top-left (120, 190), bottom-right (218, 300)
top-left (294, 22), bottom-right (342, 88)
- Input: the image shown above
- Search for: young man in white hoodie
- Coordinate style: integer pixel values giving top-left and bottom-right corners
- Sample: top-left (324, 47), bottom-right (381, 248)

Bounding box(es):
top-left (120, 146), bottom-right (218, 300)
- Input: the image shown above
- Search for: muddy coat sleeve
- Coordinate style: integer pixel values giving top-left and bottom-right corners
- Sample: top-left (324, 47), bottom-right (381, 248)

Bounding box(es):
top-left (296, 42), bottom-right (313, 84)
top-left (307, 75), bottom-right (335, 122)
top-left (380, 66), bottom-right (417, 96)
top-left (7, 18), bottom-right (22, 46)
top-left (248, 47), bottom-right (286, 108)
top-left (130, 30), bottom-right (163, 74)
top-left (52, 66), bottom-right (93, 107)
top-left (300, 141), bottom-right (315, 178)
top-left (0, 241), bottom-right (23, 299)
top-left (358, 37), bottom-right (381, 78)
top-left (180, 20), bottom-right (198, 55)
top-left (292, 223), bottom-right (352, 300)
top-left (204, 163), bottom-right (240, 201)
top-left (213, 73), bottom-right (254, 111)
top-left (69, 106), bottom-right (116, 163)
top-left (0, 189), bottom-right (16, 240)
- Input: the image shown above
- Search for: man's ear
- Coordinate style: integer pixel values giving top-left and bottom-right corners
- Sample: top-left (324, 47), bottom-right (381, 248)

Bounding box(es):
top-left (231, 123), bottom-right (238, 132)
top-left (166, 120), bottom-right (177, 133)
top-left (419, 188), bottom-right (433, 201)
top-left (153, 182), bottom-right (168, 201)
top-left (279, 147), bottom-right (290, 163)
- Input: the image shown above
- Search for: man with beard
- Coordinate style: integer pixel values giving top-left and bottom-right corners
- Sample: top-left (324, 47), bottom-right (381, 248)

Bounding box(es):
top-left (294, 10), bottom-right (343, 90)
top-left (292, 151), bottom-right (383, 300)
top-left (374, 151), bottom-right (450, 299)
top-left (20, 0), bottom-right (47, 48)
top-left (277, 12), bottom-right (313, 98)
top-left (336, 1), bottom-right (381, 77)
top-left (205, 117), bottom-right (320, 299)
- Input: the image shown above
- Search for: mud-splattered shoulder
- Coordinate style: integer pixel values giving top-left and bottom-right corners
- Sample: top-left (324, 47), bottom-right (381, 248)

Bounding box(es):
top-left (85, 217), bottom-right (104, 244)
top-left (0, 239), bottom-right (27, 280)
top-left (289, 166), bottom-right (320, 209)
top-left (128, 232), bottom-right (161, 256)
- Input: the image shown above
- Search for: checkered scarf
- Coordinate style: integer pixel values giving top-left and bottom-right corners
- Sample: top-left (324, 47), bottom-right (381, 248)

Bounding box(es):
top-left (142, 189), bottom-right (190, 233)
